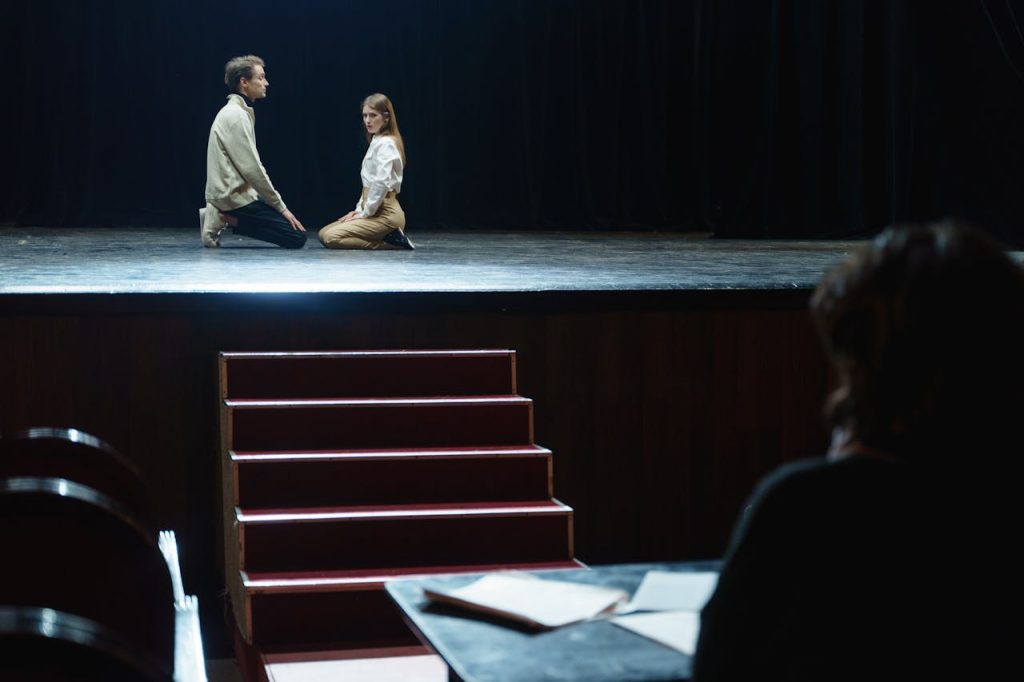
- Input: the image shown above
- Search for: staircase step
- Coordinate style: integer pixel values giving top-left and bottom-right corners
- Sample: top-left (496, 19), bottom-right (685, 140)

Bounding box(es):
top-left (231, 445), bottom-right (553, 507)
top-left (240, 560), bottom-right (586, 648)
top-left (262, 648), bottom-right (448, 682)
top-left (237, 501), bottom-right (575, 573)
top-left (220, 350), bottom-right (517, 400)
top-left (229, 608), bottom-right (439, 680)
top-left (226, 397), bottom-right (534, 452)
top-left (244, 559), bottom-right (588, 591)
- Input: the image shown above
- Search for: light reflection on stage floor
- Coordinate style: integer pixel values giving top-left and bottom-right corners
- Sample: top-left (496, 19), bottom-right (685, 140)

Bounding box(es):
top-left (0, 227), bottom-right (867, 295)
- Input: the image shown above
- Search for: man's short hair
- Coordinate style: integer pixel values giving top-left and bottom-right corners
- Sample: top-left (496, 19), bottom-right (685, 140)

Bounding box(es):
top-left (224, 55), bottom-right (265, 94)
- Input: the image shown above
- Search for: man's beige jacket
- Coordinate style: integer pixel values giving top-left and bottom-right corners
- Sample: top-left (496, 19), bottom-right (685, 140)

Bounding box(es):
top-left (204, 94), bottom-right (287, 213)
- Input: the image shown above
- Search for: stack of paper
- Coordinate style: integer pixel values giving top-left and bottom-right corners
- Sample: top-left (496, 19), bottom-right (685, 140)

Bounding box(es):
top-left (423, 573), bottom-right (629, 629)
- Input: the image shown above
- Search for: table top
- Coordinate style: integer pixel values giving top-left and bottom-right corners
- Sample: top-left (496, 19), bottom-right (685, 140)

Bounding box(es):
top-left (386, 561), bottom-right (721, 682)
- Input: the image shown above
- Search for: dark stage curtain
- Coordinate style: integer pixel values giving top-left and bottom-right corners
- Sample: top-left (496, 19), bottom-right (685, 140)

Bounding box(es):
top-left (4, 1), bottom-right (1023, 239)
top-left (1, 0), bottom-right (695, 231)
top-left (697, 1), bottom-right (1024, 241)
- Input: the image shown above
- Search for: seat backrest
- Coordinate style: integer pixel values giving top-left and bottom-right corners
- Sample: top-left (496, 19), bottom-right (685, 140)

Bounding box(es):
top-left (0, 606), bottom-right (170, 682)
top-left (0, 477), bottom-right (175, 671)
top-left (0, 428), bottom-right (151, 522)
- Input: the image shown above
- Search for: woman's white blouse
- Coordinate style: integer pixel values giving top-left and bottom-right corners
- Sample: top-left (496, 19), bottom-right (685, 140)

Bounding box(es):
top-left (355, 135), bottom-right (403, 218)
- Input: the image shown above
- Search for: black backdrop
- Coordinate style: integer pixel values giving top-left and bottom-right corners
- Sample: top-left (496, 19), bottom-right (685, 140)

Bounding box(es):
top-left (3, 0), bottom-right (1024, 239)
top-left (697, 1), bottom-right (1024, 240)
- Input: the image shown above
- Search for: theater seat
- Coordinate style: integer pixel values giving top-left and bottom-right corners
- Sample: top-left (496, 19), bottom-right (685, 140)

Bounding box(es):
top-left (0, 605), bottom-right (170, 682)
top-left (0, 476), bottom-right (175, 675)
top-left (0, 428), bottom-right (151, 522)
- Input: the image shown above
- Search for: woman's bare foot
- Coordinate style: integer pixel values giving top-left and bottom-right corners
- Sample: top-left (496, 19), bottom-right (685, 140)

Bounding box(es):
top-left (219, 212), bottom-right (239, 227)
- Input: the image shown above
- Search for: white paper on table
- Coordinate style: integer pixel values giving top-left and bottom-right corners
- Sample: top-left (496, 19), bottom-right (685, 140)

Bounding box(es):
top-left (422, 573), bottom-right (629, 629)
top-left (622, 571), bottom-right (719, 613)
top-left (611, 610), bottom-right (702, 655)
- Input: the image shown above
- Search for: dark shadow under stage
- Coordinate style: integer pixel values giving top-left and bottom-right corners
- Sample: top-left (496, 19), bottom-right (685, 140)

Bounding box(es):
top-left (0, 227), bottom-right (871, 656)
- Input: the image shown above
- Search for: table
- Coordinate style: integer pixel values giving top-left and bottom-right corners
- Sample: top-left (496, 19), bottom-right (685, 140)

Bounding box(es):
top-left (385, 561), bottom-right (721, 682)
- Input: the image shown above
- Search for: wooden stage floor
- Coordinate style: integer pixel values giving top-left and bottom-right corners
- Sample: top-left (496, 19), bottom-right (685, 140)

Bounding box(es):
top-left (1, 227), bottom-right (865, 295)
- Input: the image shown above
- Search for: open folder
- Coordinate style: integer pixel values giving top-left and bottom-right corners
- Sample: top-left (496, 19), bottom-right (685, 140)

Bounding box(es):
top-left (422, 573), bottom-right (629, 629)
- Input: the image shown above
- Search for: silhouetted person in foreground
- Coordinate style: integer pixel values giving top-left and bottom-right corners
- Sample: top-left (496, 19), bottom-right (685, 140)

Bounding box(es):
top-left (693, 222), bottom-right (1023, 682)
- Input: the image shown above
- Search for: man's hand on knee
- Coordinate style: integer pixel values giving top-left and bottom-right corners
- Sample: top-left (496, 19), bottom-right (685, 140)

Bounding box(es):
top-left (283, 209), bottom-right (306, 232)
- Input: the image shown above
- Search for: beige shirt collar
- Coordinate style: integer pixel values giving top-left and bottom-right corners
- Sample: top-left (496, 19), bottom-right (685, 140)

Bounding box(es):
top-left (227, 93), bottom-right (255, 121)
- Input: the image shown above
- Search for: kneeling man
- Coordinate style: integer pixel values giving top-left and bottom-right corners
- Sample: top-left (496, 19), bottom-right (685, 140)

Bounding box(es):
top-left (200, 55), bottom-right (306, 248)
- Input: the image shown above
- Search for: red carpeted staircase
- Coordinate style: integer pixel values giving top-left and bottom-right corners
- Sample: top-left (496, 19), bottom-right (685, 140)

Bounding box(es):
top-left (218, 350), bottom-right (581, 671)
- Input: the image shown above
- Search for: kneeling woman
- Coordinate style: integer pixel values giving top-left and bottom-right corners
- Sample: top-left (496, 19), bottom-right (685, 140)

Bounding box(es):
top-left (320, 93), bottom-right (413, 250)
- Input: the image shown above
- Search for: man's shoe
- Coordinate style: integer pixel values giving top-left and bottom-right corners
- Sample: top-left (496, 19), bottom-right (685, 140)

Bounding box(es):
top-left (200, 205), bottom-right (225, 248)
top-left (382, 229), bottom-right (415, 250)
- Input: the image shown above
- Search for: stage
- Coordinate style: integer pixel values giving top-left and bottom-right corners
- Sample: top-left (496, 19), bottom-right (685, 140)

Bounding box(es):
top-left (0, 226), bottom-right (956, 657)
top-left (1, 227), bottom-right (861, 295)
